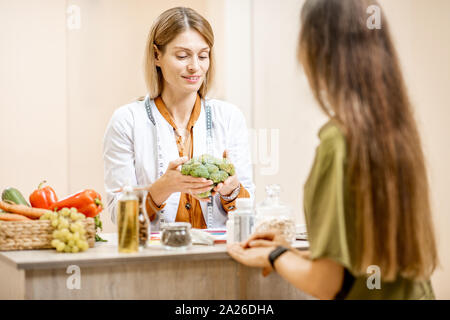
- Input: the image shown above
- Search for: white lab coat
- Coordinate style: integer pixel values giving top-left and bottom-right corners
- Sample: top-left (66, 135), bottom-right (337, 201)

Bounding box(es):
top-left (103, 97), bottom-right (255, 230)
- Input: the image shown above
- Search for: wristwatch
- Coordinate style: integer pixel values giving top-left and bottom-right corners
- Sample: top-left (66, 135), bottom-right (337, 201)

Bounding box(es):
top-left (220, 184), bottom-right (241, 201)
top-left (268, 246), bottom-right (289, 270)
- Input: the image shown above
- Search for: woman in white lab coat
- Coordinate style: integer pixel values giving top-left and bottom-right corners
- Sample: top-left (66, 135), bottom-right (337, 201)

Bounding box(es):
top-left (103, 7), bottom-right (255, 230)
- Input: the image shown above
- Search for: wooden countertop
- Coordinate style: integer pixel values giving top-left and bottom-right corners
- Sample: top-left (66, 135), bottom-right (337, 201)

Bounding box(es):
top-left (0, 233), bottom-right (309, 270)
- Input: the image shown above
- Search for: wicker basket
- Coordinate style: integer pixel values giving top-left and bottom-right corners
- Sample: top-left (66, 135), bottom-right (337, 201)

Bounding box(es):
top-left (0, 218), bottom-right (95, 251)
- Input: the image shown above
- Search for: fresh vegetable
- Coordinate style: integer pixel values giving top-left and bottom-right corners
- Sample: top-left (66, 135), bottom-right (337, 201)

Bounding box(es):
top-left (94, 215), bottom-right (107, 242)
top-left (40, 207), bottom-right (90, 253)
top-left (2, 187), bottom-right (30, 206)
top-left (218, 158), bottom-right (236, 176)
top-left (50, 189), bottom-right (103, 218)
top-left (181, 154), bottom-right (236, 198)
top-left (210, 170), bottom-right (229, 184)
top-left (0, 200), bottom-right (51, 219)
top-left (0, 213), bottom-right (32, 221)
top-left (29, 180), bottom-right (58, 209)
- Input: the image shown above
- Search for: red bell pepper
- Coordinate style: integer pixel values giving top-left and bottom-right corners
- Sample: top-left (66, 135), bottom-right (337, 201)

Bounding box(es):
top-left (50, 189), bottom-right (103, 218)
top-left (29, 180), bottom-right (58, 209)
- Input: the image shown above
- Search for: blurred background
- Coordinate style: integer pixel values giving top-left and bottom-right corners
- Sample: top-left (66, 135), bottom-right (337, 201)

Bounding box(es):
top-left (1, 0), bottom-right (449, 298)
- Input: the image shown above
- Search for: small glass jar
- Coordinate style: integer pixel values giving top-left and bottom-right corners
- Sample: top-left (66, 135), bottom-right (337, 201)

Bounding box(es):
top-left (137, 191), bottom-right (151, 249)
top-left (255, 184), bottom-right (296, 244)
top-left (161, 222), bottom-right (192, 250)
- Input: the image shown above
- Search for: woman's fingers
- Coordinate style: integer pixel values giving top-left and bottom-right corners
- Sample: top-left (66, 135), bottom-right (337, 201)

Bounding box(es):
top-left (190, 185), bottom-right (214, 193)
top-left (168, 156), bottom-right (188, 170)
top-left (222, 175), bottom-right (239, 190)
top-left (213, 183), bottom-right (223, 192)
top-left (227, 243), bottom-right (246, 263)
top-left (181, 179), bottom-right (214, 190)
top-left (183, 175), bottom-right (207, 183)
top-left (187, 183), bottom-right (214, 202)
top-left (223, 176), bottom-right (232, 186)
top-left (242, 231), bottom-right (277, 248)
top-left (253, 231), bottom-right (277, 240)
top-left (248, 239), bottom-right (275, 248)
top-left (228, 244), bottom-right (273, 269)
top-left (185, 182), bottom-right (214, 189)
top-left (183, 175), bottom-right (214, 185)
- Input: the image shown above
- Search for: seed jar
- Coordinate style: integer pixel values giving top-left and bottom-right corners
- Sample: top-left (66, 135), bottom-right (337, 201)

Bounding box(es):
top-left (161, 222), bottom-right (192, 250)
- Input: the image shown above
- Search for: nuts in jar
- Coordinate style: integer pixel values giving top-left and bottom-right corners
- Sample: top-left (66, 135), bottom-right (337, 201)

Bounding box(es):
top-left (255, 184), bottom-right (296, 244)
top-left (139, 213), bottom-right (149, 246)
top-left (254, 217), bottom-right (296, 244)
top-left (136, 191), bottom-right (150, 248)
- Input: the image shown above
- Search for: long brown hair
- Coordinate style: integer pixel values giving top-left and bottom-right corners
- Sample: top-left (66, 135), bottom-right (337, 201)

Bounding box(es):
top-left (144, 7), bottom-right (215, 99)
top-left (299, 0), bottom-right (437, 281)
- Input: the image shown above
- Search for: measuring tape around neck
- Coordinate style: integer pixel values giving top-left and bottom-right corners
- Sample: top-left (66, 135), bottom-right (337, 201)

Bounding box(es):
top-left (145, 96), bottom-right (215, 229)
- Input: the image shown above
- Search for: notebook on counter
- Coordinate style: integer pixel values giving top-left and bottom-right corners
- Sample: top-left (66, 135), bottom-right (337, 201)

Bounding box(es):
top-left (204, 229), bottom-right (227, 244)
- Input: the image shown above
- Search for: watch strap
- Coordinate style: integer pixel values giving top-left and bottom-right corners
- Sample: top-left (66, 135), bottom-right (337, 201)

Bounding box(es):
top-left (220, 184), bottom-right (241, 201)
top-left (268, 246), bottom-right (289, 269)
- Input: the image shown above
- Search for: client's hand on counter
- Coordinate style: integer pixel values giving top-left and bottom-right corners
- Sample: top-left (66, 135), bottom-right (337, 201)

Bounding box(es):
top-left (148, 156), bottom-right (215, 206)
top-left (242, 231), bottom-right (292, 250)
top-left (228, 231), bottom-right (293, 277)
top-left (227, 243), bottom-right (274, 276)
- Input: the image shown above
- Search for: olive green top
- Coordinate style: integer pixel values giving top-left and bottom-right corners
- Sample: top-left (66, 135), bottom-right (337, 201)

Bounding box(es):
top-left (303, 120), bottom-right (435, 300)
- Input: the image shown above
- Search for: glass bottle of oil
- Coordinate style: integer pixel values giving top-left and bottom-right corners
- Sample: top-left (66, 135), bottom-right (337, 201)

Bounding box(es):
top-left (117, 186), bottom-right (139, 253)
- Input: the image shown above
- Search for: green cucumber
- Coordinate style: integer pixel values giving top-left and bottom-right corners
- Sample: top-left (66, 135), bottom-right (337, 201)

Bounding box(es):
top-left (2, 187), bottom-right (30, 206)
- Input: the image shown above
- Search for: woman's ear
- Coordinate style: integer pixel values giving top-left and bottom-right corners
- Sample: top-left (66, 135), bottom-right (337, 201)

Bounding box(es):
top-left (154, 44), bottom-right (161, 66)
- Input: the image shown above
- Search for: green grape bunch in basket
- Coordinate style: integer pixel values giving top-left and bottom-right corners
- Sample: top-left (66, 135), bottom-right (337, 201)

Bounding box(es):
top-left (181, 154), bottom-right (236, 198)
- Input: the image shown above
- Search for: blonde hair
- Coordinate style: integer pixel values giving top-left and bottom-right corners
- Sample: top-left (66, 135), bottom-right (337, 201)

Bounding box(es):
top-left (144, 7), bottom-right (215, 99)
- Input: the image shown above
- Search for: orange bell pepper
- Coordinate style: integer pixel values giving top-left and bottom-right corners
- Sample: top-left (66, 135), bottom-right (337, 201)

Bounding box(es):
top-left (50, 189), bottom-right (103, 218)
top-left (29, 180), bottom-right (58, 209)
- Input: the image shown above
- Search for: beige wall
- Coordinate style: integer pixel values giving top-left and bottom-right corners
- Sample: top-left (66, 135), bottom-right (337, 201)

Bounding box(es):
top-left (1, 0), bottom-right (449, 299)
top-left (0, 1), bottom-right (68, 202)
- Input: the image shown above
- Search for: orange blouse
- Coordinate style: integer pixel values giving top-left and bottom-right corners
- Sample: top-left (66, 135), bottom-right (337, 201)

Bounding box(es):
top-left (145, 94), bottom-right (250, 228)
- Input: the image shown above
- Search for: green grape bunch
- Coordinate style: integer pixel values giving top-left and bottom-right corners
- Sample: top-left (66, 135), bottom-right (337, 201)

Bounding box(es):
top-left (40, 207), bottom-right (90, 253)
top-left (181, 154), bottom-right (236, 198)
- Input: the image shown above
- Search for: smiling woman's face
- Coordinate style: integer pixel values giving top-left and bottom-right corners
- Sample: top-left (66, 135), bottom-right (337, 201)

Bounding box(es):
top-left (155, 28), bottom-right (210, 95)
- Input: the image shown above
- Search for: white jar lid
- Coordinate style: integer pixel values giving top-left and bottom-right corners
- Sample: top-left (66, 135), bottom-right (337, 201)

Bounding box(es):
top-left (236, 198), bottom-right (253, 210)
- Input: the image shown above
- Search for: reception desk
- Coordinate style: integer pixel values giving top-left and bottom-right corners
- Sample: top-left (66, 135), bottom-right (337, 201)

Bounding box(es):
top-left (0, 233), bottom-right (312, 300)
